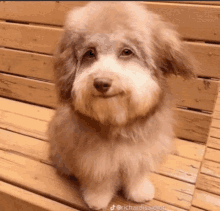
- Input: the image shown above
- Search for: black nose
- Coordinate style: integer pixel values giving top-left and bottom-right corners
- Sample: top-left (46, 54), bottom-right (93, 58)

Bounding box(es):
top-left (93, 78), bottom-right (112, 93)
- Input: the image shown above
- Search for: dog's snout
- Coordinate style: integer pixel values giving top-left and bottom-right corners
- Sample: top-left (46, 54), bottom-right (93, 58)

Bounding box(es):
top-left (93, 78), bottom-right (112, 93)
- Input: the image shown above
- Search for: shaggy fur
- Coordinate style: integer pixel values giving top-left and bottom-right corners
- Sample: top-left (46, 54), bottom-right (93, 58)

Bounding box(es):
top-left (48, 2), bottom-right (195, 210)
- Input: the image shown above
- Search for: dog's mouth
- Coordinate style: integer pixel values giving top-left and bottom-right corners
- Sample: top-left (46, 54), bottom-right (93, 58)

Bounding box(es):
top-left (93, 92), bottom-right (125, 99)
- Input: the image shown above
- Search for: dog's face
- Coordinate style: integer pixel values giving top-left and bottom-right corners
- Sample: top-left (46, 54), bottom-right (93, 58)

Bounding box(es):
top-left (54, 2), bottom-right (195, 126)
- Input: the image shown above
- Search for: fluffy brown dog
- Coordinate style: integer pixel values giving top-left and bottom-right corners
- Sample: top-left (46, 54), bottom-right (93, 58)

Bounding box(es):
top-left (48, 2), bottom-right (195, 210)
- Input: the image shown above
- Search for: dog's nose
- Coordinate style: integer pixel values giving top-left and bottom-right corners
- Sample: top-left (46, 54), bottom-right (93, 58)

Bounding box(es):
top-left (93, 78), bottom-right (112, 93)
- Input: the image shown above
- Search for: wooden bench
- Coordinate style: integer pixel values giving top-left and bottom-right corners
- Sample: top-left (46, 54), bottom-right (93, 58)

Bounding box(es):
top-left (0, 2), bottom-right (219, 211)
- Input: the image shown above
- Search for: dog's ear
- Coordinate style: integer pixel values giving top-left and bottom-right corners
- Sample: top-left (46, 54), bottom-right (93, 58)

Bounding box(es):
top-left (53, 30), bottom-right (77, 104)
top-left (152, 18), bottom-right (195, 79)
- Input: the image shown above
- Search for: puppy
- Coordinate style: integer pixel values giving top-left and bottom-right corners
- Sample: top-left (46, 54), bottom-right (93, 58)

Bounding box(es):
top-left (48, 2), bottom-right (195, 210)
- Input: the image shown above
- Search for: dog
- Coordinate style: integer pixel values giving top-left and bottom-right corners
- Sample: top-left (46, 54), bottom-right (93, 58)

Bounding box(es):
top-left (47, 2), bottom-right (195, 210)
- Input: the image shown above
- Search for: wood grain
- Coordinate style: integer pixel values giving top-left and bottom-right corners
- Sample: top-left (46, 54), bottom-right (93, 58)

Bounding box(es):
top-left (0, 48), bottom-right (54, 81)
top-left (1, 2), bottom-right (220, 43)
top-left (205, 148), bottom-right (220, 163)
top-left (207, 136), bottom-right (220, 150)
top-left (144, 2), bottom-right (220, 42)
top-left (0, 22), bottom-right (62, 54)
top-left (175, 139), bottom-right (205, 161)
top-left (0, 127), bottom-right (201, 184)
top-left (0, 149), bottom-right (194, 210)
top-left (197, 173), bottom-right (220, 196)
top-left (174, 108), bottom-right (212, 143)
top-left (0, 180), bottom-right (78, 211)
top-left (192, 189), bottom-right (220, 211)
top-left (201, 160), bottom-right (220, 179)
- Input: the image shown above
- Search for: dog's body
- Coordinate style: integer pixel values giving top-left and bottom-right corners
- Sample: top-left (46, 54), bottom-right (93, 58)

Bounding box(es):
top-left (48, 2), bottom-right (195, 210)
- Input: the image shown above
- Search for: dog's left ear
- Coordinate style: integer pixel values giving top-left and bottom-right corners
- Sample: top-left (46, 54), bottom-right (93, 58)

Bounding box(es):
top-left (152, 17), bottom-right (196, 79)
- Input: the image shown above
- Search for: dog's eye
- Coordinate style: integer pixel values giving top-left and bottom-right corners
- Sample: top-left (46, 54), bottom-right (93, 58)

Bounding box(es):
top-left (83, 49), bottom-right (96, 59)
top-left (120, 49), bottom-right (133, 57)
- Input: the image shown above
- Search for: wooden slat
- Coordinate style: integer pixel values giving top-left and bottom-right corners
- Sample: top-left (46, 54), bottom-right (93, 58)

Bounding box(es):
top-left (0, 48), bottom-right (54, 81)
top-left (174, 108), bottom-right (212, 143)
top-left (0, 127), bottom-right (201, 184)
top-left (192, 189), bottom-right (220, 211)
top-left (197, 174), bottom-right (220, 196)
top-left (1, 2), bottom-right (220, 43)
top-left (144, 2), bottom-right (220, 42)
top-left (1, 41), bottom-right (220, 80)
top-left (0, 150), bottom-right (87, 210)
top-left (0, 95), bottom-right (212, 143)
top-left (0, 53), bottom-right (218, 112)
top-left (175, 139), bottom-right (205, 161)
top-left (0, 22), bottom-right (62, 54)
top-left (210, 127), bottom-right (220, 139)
top-left (0, 128), bottom-right (51, 164)
top-left (0, 180), bottom-right (78, 211)
top-left (167, 1), bottom-right (220, 6)
top-left (0, 70), bottom-right (217, 112)
top-left (190, 207), bottom-right (206, 211)
top-left (0, 1), bottom-right (87, 26)
top-left (168, 76), bottom-right (218, 112)
top-left (205, 148), bottom-right (220, 162)
top-left (0, 73), bottom-right (56, 108)
top-left (107, 195), bottom-right (187, 211)
top-left (187, 42), bottom-right (220, 78)
top-left (212, 118), bottom-right (220, 128)
top-left (0, 149), bottom-right (194, 210)
top-left (156, 154), bottom-right (200, 183)
top-left (201, 160), bottom-right (220, 179)
top-left (207, 136), bottom-right (220, 150)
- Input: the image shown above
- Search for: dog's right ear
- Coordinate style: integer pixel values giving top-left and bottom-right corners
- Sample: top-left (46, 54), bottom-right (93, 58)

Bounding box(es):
top-left (151, 15), bottom-right (196, 79)
top-left (53, 30), bottom-right (77, 104)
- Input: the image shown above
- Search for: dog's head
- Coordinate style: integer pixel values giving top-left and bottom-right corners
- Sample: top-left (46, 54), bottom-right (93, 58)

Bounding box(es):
top-left (54, 2), bottom-right (195, 126)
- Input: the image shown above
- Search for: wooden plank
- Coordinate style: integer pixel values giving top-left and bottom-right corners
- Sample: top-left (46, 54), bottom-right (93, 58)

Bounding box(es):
top-left (196, 173), bottom-right (220, 196)
top-left (175, 139), bottom-right (205, 161)
top-left (0, 54), bottom-right (218, 112)
top-left (0, 128), bottom-right (51, 164)
top-left (0, 22), bottom-right (62, 54)
top-left (156, 154), bottom-right (200, 183)
top-left (0, 180), bottom-right (78, 211)
top-left (190, 207), bottom-right (206, 211)
top-left (107, 196), bottom-right (187, 211)
top-left (0, 150), bottom-right (87, 210)
top-left (166, 1), bottom-right (220, 6)
top-left (192, 189), bottom-right (220, 211)
top-left (210, 127), bottom-right (220, 139)
top-left (205, 148), bottom-right (220, 163)
top-left (0, 108), bottom-right (48, 140)
top-left (201, 160), bottom-right (220, 179)
top-left (0, 48), bottom-right (54, 81)
top-left (144, 2), bottom-right (220, 42)
top-left (1, 2), bottom-right (220, 42)
top-left (0, 127), bottom-right (200, 184)
top-left (0, 70), bottom-right (217, 112)
top-left (0, 149), bottom-right (194, 210)
top-left (0, 93), bottom-right (212, 143)
top-left (207, 136), bottom-right (220, 150)
top-left (187, 42), bottom-right (220, 78)
top-left (212, 118), bottom-right (220, 128)
top-left (0, 1), bottom-right (87, 26)
top-left (174, 108), bottom-right (212, 143)
top-left (0, 73), bottom-right (57, 108)
top-left (2, 41), bottom-right (220, 80)
top-left (214, 110), bottom-right (220, 119)
top-left (168, 76), bottom-right (218, 112)
top-left (0, 97), bottom-right (54, 121)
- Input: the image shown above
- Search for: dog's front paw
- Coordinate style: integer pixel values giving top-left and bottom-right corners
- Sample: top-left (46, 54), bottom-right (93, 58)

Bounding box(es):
top-left (83, 190), bottom-right (113, 210)
top-left (125, 177), bottom-right (155, 203)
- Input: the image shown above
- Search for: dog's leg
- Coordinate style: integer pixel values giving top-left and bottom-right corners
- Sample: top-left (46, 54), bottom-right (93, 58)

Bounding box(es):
top-left (81, 176), bottom-right (118, 210)
top-left (123, 173), bottom-right (155, 203)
